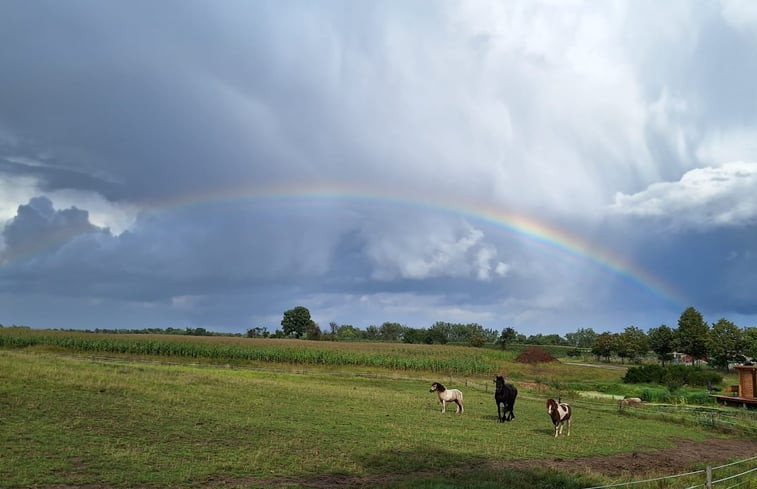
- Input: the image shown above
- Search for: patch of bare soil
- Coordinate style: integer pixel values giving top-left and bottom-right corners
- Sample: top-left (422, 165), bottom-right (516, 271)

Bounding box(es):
top-left (515, 346), bottom-right (558, 364)
top-left (494, 437), bottom-right (757, 477)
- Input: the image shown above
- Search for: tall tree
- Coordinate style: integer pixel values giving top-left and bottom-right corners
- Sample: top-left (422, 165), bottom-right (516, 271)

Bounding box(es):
top-left (648, 324), bottom-right (675, 365)
top-left (305, 321), bottom-right (322, 340)
top-left (336, 324), bottom-right (359, 340)
top-left (565, 328), bottom-right (597, 348)
top-left (709, 318), bottom-right (744, 369)
top-left (619, 326), bottom-right (649, 363)
top-left (379, 322), bottom-right (404, 341)
top-left (676, 307), bottom-right (710, 363)
top-left (426, 322), bottom-right (449, 344)
top-left (591, 332), bottom-right (617, 361)
top-left (281, 306), bottom-right (314, 338)
top-left (496, 327), bottom-right (517, 350)
top-left (745, 327), bottom-right (757, 360)
top-left (364, 325), bottom-right (379, 340)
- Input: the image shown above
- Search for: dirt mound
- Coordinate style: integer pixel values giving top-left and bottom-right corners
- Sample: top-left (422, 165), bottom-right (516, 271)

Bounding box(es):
top-left (515, 346), bottom-right (558, 364)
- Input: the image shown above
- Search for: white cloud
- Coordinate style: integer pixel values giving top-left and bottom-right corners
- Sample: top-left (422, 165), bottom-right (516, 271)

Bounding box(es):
top-left (0, 174), bottom-right (138, 234)
top-left (611, 161), bottom-right (757, 229)
top-left (721, 0), bottom-right (757, 32)
top-left (362, 217), bottom-right (505, 281)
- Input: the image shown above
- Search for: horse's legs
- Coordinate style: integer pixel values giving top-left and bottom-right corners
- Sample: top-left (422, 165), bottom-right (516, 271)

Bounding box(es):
top-left (440, 399), bottom-right (446, 413)
top-left (566, 418), bottom-right (571, 436)
top-left (508, 397), bottom-right (516, 421)
top-left (455, 400), bottom-right (463, 414)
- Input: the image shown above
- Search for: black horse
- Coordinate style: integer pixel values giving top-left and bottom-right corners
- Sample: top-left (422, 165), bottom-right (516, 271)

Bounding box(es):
top-left (494, 375), bottom-right (518, 422)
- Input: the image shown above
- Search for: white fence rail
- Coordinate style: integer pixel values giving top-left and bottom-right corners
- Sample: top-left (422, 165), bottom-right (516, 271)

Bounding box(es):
top-left (584, 455), bottom-right (757, 489)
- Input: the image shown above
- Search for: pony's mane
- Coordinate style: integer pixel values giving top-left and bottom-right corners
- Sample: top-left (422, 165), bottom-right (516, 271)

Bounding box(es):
top-left (434, 382), bottom-right (446, 392)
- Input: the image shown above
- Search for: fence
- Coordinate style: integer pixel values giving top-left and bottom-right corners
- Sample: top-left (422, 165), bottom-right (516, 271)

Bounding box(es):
top-left (583, 455), bottom-right (757, 489)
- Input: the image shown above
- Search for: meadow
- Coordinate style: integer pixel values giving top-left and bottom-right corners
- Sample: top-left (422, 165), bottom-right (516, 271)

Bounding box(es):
top-left (1, 328), bottom-right (755, 489)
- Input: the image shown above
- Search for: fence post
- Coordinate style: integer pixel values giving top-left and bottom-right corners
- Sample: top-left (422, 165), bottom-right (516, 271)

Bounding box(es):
top-left (705, 465), bottom-right (712, 489)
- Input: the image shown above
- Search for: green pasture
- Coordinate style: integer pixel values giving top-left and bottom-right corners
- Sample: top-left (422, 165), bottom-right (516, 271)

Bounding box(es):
top-left (1, 347), bottom-right (743, 489)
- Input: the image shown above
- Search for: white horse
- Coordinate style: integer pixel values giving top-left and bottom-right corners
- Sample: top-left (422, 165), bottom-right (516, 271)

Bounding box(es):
top-left (429, 382), bottom-right (464, 414)
top-left (546, 398), bottom-right (571, 437)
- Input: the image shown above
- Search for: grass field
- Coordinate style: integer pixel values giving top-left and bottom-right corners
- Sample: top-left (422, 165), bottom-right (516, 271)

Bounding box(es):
top-left (1, 330), bottom-right (755, 488)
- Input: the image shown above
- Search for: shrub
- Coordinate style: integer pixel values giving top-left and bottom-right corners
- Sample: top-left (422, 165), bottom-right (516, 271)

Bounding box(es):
top-left (623, 364), bottom-right (665, 383)
top-left (624, 364), bottom-right (722, 386)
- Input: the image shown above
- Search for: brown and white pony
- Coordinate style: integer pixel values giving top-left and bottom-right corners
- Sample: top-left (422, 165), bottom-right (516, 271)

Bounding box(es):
top-left (546, 398), bottom-right (571, 437)
top-left (429, 382), bottom-right (464, 414)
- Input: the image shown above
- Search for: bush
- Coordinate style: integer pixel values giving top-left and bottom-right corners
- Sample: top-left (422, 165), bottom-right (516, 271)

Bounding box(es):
top-left (624, 364), bottom-right (723, 386)
top-left (685, 392), bottom-right (717, 405)
top-left (686, 368), bottom-right (723, 387)
top-left (640, 387), bottom-right (671, 403)
top-left (623, 364), bottom-right (666, 383)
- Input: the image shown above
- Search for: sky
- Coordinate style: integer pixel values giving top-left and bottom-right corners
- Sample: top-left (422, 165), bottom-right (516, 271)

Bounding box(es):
top-left (1, 1), bottom-right (757, 336)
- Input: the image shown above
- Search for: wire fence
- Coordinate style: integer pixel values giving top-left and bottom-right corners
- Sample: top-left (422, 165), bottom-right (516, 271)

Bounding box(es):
top-left (583, 455), bottom-right (757, 489)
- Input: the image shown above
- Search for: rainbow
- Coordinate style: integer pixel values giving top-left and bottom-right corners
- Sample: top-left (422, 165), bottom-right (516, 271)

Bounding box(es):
top-left (140, 181), bottom-right (686, 307)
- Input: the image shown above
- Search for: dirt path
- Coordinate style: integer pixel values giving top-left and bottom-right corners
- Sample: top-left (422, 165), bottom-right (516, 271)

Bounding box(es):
top-left (494, 437), bottom-right (757, 476)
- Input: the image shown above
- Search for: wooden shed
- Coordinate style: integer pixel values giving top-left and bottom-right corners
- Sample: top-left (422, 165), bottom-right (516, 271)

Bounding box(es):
top-left (714, 365), bottom-right (757, 408)
top-left (735, 365), bottom-right (757, 399)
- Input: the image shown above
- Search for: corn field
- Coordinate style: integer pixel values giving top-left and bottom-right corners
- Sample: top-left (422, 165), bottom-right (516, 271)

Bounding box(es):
top-left (0, 327), bottom-right (498, 374)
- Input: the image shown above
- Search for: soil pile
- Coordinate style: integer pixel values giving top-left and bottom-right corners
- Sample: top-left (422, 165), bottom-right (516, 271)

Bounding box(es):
top-left (515, 346), bottom-right (558, 364)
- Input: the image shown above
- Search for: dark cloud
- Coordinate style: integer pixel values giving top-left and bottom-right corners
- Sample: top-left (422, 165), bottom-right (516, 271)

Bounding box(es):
top-left (1, 2), bottom-right (757, 333)
top-left (2, 196), bottom-right (103, 258)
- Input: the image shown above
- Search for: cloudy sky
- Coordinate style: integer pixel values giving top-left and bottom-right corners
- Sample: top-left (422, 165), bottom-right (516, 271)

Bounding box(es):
top-left (2, 1), bottom-right (757, 336)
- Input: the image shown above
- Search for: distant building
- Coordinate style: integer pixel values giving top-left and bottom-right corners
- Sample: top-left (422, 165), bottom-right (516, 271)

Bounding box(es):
top-left (671, 352), bottom-right (708, 365)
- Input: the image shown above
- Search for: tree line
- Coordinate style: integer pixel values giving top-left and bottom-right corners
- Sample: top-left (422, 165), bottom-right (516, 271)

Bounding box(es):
top-left (249, 305), bottom-right (757, 369)
top-left (590, 307), bottom-right (757, 368)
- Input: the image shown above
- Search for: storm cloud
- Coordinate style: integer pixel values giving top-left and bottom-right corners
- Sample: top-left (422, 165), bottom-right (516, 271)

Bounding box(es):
top-left (1, 1), bottom-right (756, 334)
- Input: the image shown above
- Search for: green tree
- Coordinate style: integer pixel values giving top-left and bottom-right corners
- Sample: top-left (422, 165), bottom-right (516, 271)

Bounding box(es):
top-left (745, 327), bottom-right (757, 360)
top-left (591, 332), bottom-right (617, 361)
top-left (708, 318), bottom-right (744, 369)
top-left (428, 321), bottom-right (452, 345)
top-left (676, 307), bottom-right (710, 363)
top-left (426, 323), bottom-right (449, 344)
top-left (336, 324), bottom-right (360, 341)
top-left (246, 326), bottom-right (268, 338)
top-left (526, 333), bottom-right (566, 345)
top-left (379, 322), bottom-right (404, 341)
top-left (565, 328), bottom-right (597, 348)
top-left (402, 328), bottom-right (426, 344)
top-left (305, 321), bottom-right (322, 340)
top-left (495, 327), bottom-right (517, 350)
top-left (648, 324), bottom-right (675, 365)
top-left (616, 326), bottom-right (649, 363)
top-left (468, 331), bottom-right (486, 347)
top-left (364, 325), bottom-right (379, 340)
top-left (281, 306), bottom-right (314, 338)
